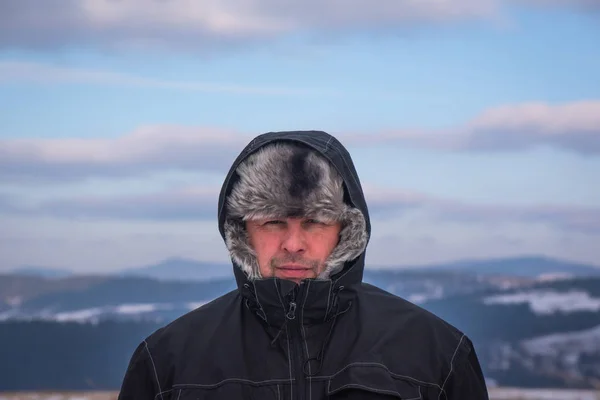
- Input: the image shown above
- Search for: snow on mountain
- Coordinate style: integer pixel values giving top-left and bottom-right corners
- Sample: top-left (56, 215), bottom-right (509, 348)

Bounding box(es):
top-left (536, 272), bottom-right (576, 282)
top-left (482, 325), bottom-right (600, 388)
top-left (482, 290), bottom-right (600, 315)
top-left (0, 302), bottom-right (208, 323)
top-left (521, 325), bottom-right (600, 359)
top-left (515, 325), bottom-right (600, 385)
top-left (407, 285), bottom-right (445, 303)
top-left (53, 308), bottom-right (106, 323)
top-left (113, 303), bottom-right (164, 315)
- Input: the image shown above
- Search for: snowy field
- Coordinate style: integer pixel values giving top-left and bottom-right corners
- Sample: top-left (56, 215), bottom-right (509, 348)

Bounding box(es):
top-left (489, 388), bottom-right (600, 399)
top-left (1, 389), bottom-right (600, 400)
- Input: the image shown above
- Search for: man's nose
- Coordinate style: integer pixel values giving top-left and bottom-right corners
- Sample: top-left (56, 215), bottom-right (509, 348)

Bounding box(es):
top-left (282, 225), bottom-right (306, 254)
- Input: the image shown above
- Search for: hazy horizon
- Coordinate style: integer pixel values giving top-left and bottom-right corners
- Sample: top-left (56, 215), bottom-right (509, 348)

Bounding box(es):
top-left (5, 253), bottom-right (600, 276)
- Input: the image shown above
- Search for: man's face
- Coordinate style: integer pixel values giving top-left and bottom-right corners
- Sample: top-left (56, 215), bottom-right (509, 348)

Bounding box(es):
top-left (245, 217), bottom-right (342, 284)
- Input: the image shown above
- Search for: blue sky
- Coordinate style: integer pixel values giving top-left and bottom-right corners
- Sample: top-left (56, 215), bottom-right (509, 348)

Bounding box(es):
top-left (1, 1), bottom-right (599, 273)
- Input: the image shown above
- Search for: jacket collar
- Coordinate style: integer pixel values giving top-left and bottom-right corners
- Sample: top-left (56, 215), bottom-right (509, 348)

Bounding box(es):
top-left (234, 261), bottom-right (361, 328)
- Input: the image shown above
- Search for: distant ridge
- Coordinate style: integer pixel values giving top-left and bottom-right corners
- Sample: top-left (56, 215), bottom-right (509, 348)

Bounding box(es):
top-left (387, 255), bottom-right (600, 278)
top-left (118, 257), bottom-right (232, 281)
top-left (9, 266), bottom-right (73, 279)
top-left (7, 255), bottom-right (599, 281)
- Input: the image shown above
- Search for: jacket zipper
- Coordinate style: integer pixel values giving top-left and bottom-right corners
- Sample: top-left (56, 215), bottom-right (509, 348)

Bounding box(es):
top-left (286, 284), bottom-right (307, 400)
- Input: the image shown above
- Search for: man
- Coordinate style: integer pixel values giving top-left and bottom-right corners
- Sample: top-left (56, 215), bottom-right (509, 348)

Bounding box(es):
top-left (118, 130), bottom-right (490, 399)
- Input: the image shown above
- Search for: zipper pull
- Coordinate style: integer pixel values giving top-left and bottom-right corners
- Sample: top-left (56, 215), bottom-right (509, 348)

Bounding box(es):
top-left (285, 285), bottom-right (299, 320)
top-left (286, 301), bottom-right (297, 319)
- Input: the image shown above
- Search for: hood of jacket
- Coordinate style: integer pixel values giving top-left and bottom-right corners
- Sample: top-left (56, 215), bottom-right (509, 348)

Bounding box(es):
top-left (217, 130), bottom-right (371, 292)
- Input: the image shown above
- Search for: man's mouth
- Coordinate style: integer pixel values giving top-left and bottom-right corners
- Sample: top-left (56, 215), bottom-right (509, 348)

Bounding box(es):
top-left (275, 264), bottom-right (314, 280)
top-left (278, 264), bottom-right (311, 270)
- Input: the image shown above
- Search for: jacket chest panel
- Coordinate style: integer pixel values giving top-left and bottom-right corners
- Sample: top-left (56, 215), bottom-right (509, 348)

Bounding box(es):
top-left (162, 370), bottom-right (426, 400)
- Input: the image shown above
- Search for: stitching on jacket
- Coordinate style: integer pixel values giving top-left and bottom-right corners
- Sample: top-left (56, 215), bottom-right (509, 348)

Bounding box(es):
top-left (273, 278), bottom-right (286, 316)
top-left (327, 381), bottom-right (422, 399)
top-left (332, 263), bottom-right (355, 286)
top-left (273, 278), bottom-right (295, 399)
top-left (173, 378), bottom-right (294, 389)
top-left (144, 340), bottom-right (163, 400)
top-left (301, 280), bottom-right (312, 400)
top-left (286, 325), bottom-right (293, 400)
top-left (153, 379), bottom-right (293, 400)
top-left (324, 280), bottom-right (333, 322)
top-left (312, 362), bottom-right (443, 390)
top-left (334, 145), bottom-right (362, 201)
top-left (438, 334), bottom-right (464, 400)
top-left (247, 138), bottom-right (257, 152)
top-left (324, 136), bottom-right (333, 152)
top-left (176, 389), bottom-right (182, 400)
top-left (154, 389), bottom-right (174, 399)
top-left (277, 384), bottom-right (281, 400)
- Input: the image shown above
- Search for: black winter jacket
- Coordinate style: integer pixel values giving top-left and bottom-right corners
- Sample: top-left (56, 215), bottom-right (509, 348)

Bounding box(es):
top-left (118, 131), bottom-right (490, 400)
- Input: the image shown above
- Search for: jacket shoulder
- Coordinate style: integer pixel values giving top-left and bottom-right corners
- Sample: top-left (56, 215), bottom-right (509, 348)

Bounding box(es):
top-left (359, 282), bottom-right (465, 340)
top-left (354, 283), bottom-right (488, 398)
top-left (118, 290), bottom-right (241, 399)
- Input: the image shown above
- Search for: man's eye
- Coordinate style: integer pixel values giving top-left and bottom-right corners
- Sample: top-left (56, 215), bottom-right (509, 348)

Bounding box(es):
top-left (305, 219), bottom-right (322, 225)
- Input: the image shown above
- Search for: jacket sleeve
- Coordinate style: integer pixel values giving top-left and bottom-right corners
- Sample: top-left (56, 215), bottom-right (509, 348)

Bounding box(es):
top-left (441, 336), bottom-right (490, 400)
top-left (118, 340), bottom-right (160, 400)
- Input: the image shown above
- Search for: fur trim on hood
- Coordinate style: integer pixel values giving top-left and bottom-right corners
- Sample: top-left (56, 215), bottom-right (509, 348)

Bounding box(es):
top-left (223, 141), bottom-right (368, 280)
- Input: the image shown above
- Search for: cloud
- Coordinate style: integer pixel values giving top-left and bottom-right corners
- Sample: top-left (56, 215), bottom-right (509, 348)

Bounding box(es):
top-left (0, 194), bottom-right (22, 214)
top-left (0, 185), bottom-right (427, 222)
top-left (0, 185), bottom-right (221, 221)
top-left (0, 61), bottom-right (333, 96)
top-left (463, 101), bottom-right (600, 154)
top-left (518, 0), bottom-right (600, 11)
top-left (2, 1), bottom-right (597, 52)
top-left (366, 187), bottom-right (600, 235)
top-left (2, 184), bottom-right (599, 235)
top-left (1, 100), bottom-right (598, 183)
top-left (0, 0), bottom-right (498, 51)
top-left (38, 187), bottom-right (220, 221)
top-left (0, 125), bottom-right (250, 182)
top-left (346, 101), bottom-right (600, 155)
top-left (430, 201), bottom-right (600, 235)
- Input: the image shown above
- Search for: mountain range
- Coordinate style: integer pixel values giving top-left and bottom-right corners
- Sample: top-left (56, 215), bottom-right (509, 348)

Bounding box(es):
top-left (1, 255), bottom-right (600, 392)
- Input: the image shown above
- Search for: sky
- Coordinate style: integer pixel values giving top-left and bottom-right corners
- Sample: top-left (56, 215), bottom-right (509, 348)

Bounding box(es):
top-left (1, 0), bottom-right (599, 273)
